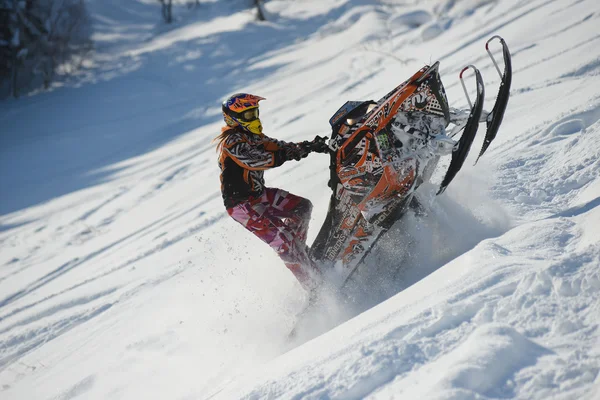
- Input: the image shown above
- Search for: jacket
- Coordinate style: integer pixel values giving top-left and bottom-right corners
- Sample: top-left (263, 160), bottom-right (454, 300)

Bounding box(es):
top-left (218, 127), bottom-right (307, 208)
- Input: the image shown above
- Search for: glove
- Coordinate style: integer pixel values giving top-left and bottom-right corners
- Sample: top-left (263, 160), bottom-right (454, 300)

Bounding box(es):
top-left (285, 145), bottom-right (311, 161)
top-left (300, 136), bottom-right (330, 154)
top-left (286, 136), bottom-right (330, 161)
top-left (310, 135), bottom-right (330, 153)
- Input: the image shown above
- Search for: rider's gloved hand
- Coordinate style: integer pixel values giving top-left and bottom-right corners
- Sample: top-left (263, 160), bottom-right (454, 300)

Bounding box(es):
top-left (287, 145), bottom-right (311, 161)
top-left (308, 136), bottom-right (330, 153)
top-left (288, 136), bottom-right (330, 161)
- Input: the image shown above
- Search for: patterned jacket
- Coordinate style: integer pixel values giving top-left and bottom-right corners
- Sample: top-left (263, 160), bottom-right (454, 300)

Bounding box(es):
top-left (218, 127), bottom-right (307, 208)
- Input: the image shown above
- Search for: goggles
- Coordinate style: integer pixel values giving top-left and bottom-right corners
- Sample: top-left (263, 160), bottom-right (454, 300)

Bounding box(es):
top-left (236, 107), bottom-right (259, 122)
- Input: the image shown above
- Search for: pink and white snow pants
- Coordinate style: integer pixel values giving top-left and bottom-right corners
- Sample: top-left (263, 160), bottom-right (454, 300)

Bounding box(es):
top-left (227, 188), bottom-right (321, 291)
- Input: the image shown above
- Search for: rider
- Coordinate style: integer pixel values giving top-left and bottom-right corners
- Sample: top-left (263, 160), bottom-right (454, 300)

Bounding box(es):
top-left (216, 93), bottom-right (329, 294)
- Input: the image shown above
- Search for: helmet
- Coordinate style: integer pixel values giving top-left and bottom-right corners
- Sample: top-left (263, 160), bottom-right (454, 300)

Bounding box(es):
top-left (222, 93), bottom-right (265, 135)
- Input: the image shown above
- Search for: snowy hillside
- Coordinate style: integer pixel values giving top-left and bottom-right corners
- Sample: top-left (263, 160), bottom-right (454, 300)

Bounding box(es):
top-left (1, 0), bottom-right (599, 399)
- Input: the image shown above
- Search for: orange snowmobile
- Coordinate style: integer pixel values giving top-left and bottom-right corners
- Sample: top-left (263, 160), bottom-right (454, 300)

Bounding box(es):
top-left (310, 36), bottom-right (512, 287)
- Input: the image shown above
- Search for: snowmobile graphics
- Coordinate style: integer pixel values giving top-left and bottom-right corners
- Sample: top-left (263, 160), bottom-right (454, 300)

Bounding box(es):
top-left (310, 36), bottom-right (512, 287)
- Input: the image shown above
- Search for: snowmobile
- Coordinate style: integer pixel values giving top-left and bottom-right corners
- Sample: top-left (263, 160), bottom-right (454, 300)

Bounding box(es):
top-left (309, 35), bottom-right (512, 287)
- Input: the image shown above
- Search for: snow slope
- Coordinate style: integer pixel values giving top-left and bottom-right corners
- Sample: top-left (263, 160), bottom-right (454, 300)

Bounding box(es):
top-left (1, 0), bottom-right (599, 399)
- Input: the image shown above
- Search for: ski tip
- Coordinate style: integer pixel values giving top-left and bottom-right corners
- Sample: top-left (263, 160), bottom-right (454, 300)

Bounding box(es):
top-left (486, 35), bottom-right (504, 47)
top-left (459, 65), bottom-right (480, 79)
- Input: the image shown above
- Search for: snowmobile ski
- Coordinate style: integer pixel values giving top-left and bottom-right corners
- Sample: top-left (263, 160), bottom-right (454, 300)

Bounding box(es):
top-left (476, 35), bottom-right (512, 162)
top-left (438, 65), bottom-right (484, 194)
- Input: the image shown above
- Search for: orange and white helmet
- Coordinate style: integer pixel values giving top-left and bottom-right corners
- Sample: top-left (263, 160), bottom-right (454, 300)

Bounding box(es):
top-left (222, 93), bottom-right (265, 135)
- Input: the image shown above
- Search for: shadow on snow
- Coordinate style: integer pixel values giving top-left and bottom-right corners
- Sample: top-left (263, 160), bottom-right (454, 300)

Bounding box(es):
top-left (0, 1), bottom-right (353, 216)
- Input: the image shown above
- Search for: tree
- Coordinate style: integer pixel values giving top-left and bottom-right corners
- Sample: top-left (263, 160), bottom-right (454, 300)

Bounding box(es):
top-left (255, 0), bottom-right (266, 21)
top-left (159, 0), bottom-right (173, 23)
top-left (37, 0), bottom-right (92, 88)
top-left (0, 0), bottom-right (91, 98)
top-left (0, 0), bottom-right (47, 97)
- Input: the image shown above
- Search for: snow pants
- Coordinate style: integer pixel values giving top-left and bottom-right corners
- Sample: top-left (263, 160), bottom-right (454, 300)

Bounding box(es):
top-left (227, 188), bottom-right (321, 291)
